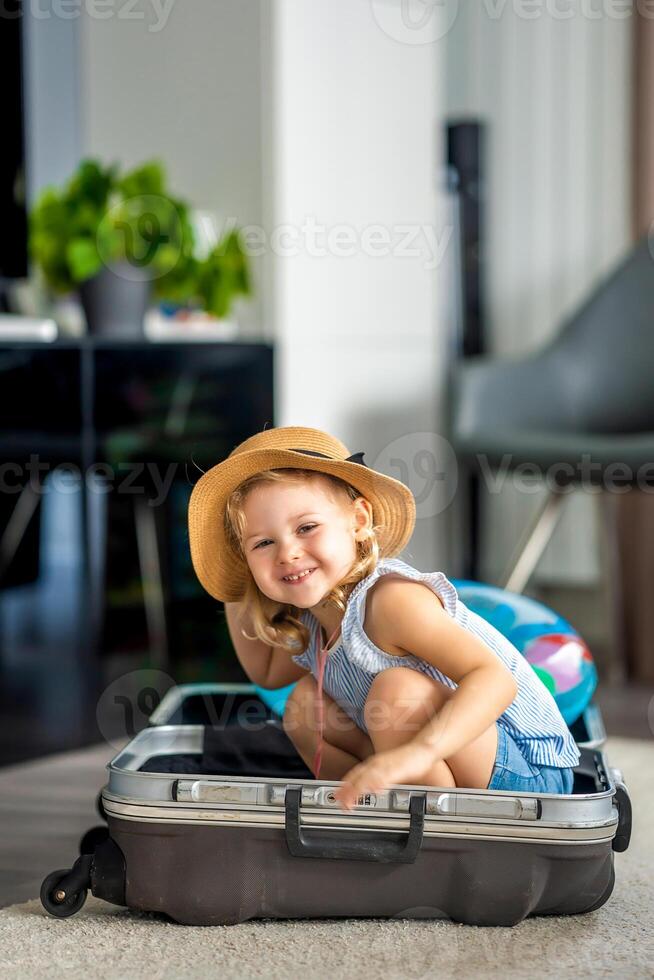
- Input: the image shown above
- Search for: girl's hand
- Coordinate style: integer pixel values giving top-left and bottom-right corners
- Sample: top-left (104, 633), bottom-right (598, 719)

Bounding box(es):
top-left (333, 743), bottom-right (437, 811)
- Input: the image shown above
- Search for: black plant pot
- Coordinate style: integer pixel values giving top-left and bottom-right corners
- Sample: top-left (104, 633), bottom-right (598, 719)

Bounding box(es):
top-left (79, 263), bottom-right (152, 338)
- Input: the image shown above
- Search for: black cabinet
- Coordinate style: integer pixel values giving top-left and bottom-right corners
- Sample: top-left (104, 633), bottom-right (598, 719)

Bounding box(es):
top-left (0, 339), bottom-right (274, 765)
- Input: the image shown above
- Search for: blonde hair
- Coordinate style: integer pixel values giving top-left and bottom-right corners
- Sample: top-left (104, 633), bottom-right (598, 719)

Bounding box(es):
top-left (224, 468), bottom-right (384, 654)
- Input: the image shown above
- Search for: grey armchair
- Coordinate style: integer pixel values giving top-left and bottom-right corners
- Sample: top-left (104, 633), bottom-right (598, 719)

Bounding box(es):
top-left (449, 235), bottom-right (654, 593)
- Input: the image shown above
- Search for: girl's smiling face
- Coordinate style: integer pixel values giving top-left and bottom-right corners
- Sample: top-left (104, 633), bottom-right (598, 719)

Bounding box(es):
top-left (241, 477), bottom-right (372, 608)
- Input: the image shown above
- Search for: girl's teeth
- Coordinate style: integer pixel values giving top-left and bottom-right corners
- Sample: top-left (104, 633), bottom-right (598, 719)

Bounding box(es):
top-left (284, 569), bottom-right (313, 581)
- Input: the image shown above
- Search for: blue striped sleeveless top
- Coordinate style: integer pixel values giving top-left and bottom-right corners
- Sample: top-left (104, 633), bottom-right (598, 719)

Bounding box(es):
top-left (291, 556), bottom-right (580, 769)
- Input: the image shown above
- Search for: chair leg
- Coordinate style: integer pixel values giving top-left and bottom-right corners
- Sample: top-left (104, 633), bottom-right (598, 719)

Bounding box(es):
top-left (597, 492), bottom-right (630, 685)
top-left (0, 481), bottom-right (41, 586)
top-left (134, 496), bottom-right (169, 672)
top-left (500, 490), bottom-right (567, 593)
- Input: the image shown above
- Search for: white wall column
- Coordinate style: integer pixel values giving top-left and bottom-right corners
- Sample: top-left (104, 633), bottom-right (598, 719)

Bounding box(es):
top-left (264, 0), bottom-right (449, 570)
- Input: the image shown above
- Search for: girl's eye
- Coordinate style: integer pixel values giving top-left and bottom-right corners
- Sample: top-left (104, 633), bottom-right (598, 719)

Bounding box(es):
top-left (253, 524), bottom-right (317, 550)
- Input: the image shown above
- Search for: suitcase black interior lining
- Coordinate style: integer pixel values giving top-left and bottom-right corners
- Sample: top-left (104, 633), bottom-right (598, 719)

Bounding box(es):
top-left (137, 720), bottom-right (314, 779)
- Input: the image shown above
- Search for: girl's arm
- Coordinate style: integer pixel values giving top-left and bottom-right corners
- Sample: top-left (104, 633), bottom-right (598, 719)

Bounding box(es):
top-left (224, 602), bottom-right (307, 689)
top-left (368, 579), bottom-right (518, 761)
top-left (334, 579), bottom-right (519, 809)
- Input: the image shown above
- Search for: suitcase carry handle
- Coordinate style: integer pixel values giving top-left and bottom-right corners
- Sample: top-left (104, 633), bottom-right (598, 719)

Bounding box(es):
top-left (611, 778), bottom-right (632, 853)
top-left (284, 787), bottom-right (426, 863)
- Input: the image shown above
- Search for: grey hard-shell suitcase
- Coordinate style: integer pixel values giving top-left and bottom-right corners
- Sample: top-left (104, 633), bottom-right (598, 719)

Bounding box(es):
top-left (40, 684), bottom-right (631, 927)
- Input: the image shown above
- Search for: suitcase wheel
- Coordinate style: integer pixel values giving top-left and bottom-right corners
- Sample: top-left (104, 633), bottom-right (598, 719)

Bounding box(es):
top-left (79, 825), bottom-right (110, 855)
top-left (40, 868), bottom-right (88, 919)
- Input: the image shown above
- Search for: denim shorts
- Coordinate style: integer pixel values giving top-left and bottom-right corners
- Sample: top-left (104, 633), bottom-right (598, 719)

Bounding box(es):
top-left (486, 724), bottom-right (575, 795)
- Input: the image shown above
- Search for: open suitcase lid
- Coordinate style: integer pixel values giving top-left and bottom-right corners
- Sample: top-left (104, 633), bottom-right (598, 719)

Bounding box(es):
top-left (104, 724), bottom-right (625, 848)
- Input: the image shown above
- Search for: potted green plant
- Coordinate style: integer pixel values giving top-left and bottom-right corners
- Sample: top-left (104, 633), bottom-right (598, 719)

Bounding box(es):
top-left (29, 158), bottom-right (251, 336)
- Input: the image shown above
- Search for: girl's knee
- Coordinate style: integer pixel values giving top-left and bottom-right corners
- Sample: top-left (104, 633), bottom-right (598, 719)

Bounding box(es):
top-left (282, 674), bottom-right (316, 739)
top-left (286, 672), bottom-right (316, 701)
top-left (366, 666), bottom-right (454, 709)
top-left (282, 675), bottom-right (373, 762)
top-left (364, 667), bottom-right (454, 737)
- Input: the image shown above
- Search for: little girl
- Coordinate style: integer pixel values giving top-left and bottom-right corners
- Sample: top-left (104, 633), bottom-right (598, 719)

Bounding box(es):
top-left (188, 425), bottom-right (579, 811)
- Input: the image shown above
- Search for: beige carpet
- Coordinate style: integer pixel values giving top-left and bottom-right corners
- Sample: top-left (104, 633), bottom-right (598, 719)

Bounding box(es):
top-left (1, 736), bottom-right (652, 980)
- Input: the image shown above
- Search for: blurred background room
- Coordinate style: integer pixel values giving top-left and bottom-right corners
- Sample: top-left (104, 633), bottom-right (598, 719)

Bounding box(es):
top-left (0, 0), bottom-right (653, 777)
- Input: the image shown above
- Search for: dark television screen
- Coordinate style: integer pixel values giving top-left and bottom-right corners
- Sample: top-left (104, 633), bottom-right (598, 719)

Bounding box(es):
top-left (0, 5), bottom-right (28, 281)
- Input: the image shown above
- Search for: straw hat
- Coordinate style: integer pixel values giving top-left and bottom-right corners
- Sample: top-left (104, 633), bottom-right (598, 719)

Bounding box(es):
top-left (188, 425), bottom-right (416, 602)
